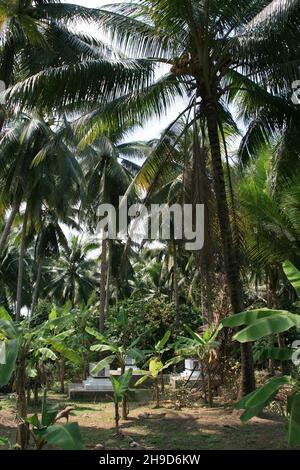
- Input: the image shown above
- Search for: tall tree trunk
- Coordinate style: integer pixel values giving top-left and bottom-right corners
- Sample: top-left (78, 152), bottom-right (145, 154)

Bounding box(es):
top-left (0, 201), bottom-right (19, 256)
top-left (99, 235), bottom-right (108, 333)
top-left (173, 239), bottom-right (180, 325)
top-left (0, 43), bottom-right (15, 133)
top-left (203, 98), bottom-right (255, 397)
top-left (16, 208), bottom-right (28, 322)
top-left (15, 354), bottom-right (29, 449)
top-left (29, 261), bottom-right (42, 323)
top-left (60, 357), bottom-right (65, 394)
top-left (104, 238), bottom-right (112, 318)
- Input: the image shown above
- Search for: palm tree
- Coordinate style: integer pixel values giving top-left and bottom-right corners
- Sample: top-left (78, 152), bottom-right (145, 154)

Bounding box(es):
top-left (77, 0), bottom-right (298, 396)
top-left (29, 210), bottom-right (71, 320)
top-left (4, 1), bottom-right (300, 395)
top-left (80, 135), bottom-right (151, 332)
top-left (48, 235), bottom-right (98, 306)
top-left (0, 114), bottom-right (83, 319)
top-left (0, 0), bottom-right (124, 131)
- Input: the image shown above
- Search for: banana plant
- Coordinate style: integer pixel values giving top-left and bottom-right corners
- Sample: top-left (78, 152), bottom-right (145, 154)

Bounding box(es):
top-left (222, 260), bottom-right (300, 447)
top-left (0, 308), bottom-right (82, 449)
top-left (26, 389), bottom-right (84, 450)
top-left (86, 307), bottom-right (146, 419)
top-left (110, 369), bottom-right (133, 436)
top-left (135, 355), bottom-right (182, 408)
top-left (175, 324), bottom-right (222, 407)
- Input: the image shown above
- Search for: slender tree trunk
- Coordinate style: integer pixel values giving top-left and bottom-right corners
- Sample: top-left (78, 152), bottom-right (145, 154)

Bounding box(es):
top-left (121, 364), bottom-right (128, 420)
top-left (16, 208), bottom-right (28, 322)
top-left (173, 239), bottom-right (180, 325)
top-left (203, 98), bottom-right (255, 397)
top-left (154, 379), bottom-right (160, 408)
top-left (29, 261), bottom-right (42, 323)
top-left (207, 365), bottom-right (213, 407)
top-left (0, 201), bottom-right (19, 256)
top-left (0, 43), bottom-right (14, 133)
top-left (99, 235), bottom-right (108, 333)
top-left (15, 354), bottom-right (29, 449)
top-left (60, 357), bottom-right (65, 394)
top-left (104, 238), bottom-right (112, 318)
top-left (114, 402), bottom-right (120, 435)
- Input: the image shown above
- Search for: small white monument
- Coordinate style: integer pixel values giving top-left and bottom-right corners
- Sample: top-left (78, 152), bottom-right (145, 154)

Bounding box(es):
top-left (82, 363), bottom-right (113, 392)
top-left (181, 358), bottom-right (202, 379)
top-left (117, 356), bottom-right (137, 372)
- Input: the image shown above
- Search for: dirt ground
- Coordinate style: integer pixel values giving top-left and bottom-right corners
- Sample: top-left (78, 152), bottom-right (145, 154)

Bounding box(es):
top-left (0, 389), bottom-right (291, 450)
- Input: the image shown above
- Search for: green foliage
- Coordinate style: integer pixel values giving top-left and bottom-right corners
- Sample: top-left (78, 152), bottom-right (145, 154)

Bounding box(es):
top-left (26, 389), bottom-right (84, 450)
top-left (111, 369), bottom-right (133, 404)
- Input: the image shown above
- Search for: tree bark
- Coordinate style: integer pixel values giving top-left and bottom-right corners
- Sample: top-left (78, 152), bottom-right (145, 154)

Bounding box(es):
top-left (0, 201), bottom-right (19, 256)
top-left (121, 364), bottom-right (128, 420)
top-left (204, 98), bottom-right (256, 397)
top-left (16, 208), bottom-right (28, 322)
top-left (0, 43), bottom-right (15, 133)
top-left (173, 239), bottom-right (180, 325)
top-left (29, 261), bottom-right (42, 323)
top-left (104, 238), bottom-right (112, 318)
top-left (15, 354), bottom-right (29, 449)
top-left (114, 402), bottom-right (120, 435)
top-left (60, 357), bottom-right (65, 394)
top-left (99, 235), bottom-right (108, 333)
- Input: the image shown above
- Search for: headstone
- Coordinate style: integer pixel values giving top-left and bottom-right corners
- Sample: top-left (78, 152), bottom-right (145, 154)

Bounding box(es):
top-left (181, 358), bottom-right (201, 379)
top-left (125, 356), bottom-right (136, 370)
top-left (89, 362), bottom-right (110, 378)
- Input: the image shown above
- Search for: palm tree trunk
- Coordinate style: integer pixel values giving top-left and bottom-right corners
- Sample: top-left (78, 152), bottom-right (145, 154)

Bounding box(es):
top-left (99, 235), bottom-right (108, 333)
top-left (104, 238), bottom-right (112, 318)
top-left (16, 208), bottom-right (28, 322)
top-left (15, 354), bottom-right (29, 449)
top-left (29, 261), bottom-right (42, 323)
top-left (60, 357), bottom-right (65, 394)
top-left (204, 98), bottom-right (255, 397)
top-left (0, 43), bottom-right (15, 133)
top-left (173, 239), bottom-right (180, 325)
top-left (0, 201), bottom-right (19, 256)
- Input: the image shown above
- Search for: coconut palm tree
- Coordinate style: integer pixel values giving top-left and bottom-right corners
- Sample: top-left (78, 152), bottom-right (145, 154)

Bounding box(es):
top-left (80, 135), bottom-right (151, 332)
top-left (0, 114), bottom-right (83, 319)
top-left (4, 1), bottom-right (300, 395)
top-left (48, 235), bottom-right (98, 306)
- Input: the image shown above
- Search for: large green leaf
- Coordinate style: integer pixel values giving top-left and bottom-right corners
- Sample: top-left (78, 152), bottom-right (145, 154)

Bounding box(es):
top-left (161, 356), bottom-right (183, 371)
top-left (85, 327), bottom-right (107, 342)
top-left (0, 308), bottom-right (13, 322)
top-left (40, 423), bottom-right (84, 450)
top-left (283, 260), bottom-right (300, 299)
top-left (236, 376), bottom-right (291, 422)
top-left (155, 330), bottom-right (171, 351)
top-left (38, 347), bottom-right (57, 362)
top-left (0, 319), bottom-right (20, 339)
top-left (91, 355), bottom-right (115, 375)
top-left (48, 340), bottom-right (82, 366)
top-left (184, 324), bottom-right (205, 344)
top-left (288, 393), bottom-right (300, 447)
top-left (0, 338), bottom-right (20, 386)
top-left (41, 389), bottom-right (59, 427)
top-left (118, 369), bottom-right (133, 399)
top-left (90, 344), bottom-right (116, 353)
top-left (134, 374), bottom-right (149, 387)
top-left (233, 314), bottom-right (296, 343)
top-left (222, 309), bottom-right (283, 328)
top-left (259, 347), bottom-right (293, 361)
top-left (149, 358), bottom-right (163, 378)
